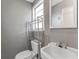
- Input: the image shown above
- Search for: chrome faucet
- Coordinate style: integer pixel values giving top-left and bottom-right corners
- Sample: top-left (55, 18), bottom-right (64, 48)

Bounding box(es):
top-left (57, 42), bottom-right (68, 48)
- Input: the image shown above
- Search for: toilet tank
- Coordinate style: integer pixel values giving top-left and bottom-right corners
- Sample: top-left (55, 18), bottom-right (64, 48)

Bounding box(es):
top-left (31, 40), bottom-right (40, 54)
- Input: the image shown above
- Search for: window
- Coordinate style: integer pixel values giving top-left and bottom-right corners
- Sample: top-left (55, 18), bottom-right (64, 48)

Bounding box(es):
top-left (32, 0), bottom-right (44, 31)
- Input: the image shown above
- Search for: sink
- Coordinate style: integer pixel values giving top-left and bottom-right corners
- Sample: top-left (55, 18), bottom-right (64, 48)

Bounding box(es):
top-left (41, 42), bottom-right (78, 59)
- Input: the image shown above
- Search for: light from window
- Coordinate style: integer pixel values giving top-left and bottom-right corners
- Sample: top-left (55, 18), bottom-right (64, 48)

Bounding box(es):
top-left (32, 1), bottom-right (44, 31)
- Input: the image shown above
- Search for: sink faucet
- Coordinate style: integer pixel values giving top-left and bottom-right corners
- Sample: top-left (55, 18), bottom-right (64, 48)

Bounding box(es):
top-left (57, 42), bottom-right (68, 49)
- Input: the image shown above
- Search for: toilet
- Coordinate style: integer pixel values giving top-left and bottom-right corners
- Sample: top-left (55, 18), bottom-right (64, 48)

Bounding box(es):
top-left (15, 40), bottom-right (40, 59)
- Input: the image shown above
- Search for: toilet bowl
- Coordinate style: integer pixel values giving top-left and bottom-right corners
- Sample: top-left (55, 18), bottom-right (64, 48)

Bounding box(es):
top-left (15, 50), bottom-right (36, 59)
top-left (15, 40), bottom-right (40, 59)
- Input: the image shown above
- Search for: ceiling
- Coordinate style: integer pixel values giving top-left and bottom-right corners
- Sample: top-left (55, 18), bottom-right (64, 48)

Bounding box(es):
top-left (25, 0), bottom-right (35, 3)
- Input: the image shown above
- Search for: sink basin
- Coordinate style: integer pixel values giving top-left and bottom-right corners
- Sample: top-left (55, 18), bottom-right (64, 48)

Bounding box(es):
top-left (41, 42), bottom-right (78, 59)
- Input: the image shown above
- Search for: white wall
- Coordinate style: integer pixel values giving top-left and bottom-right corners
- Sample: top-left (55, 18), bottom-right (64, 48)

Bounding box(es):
top-left (1, 0), bottom-right (32, 59)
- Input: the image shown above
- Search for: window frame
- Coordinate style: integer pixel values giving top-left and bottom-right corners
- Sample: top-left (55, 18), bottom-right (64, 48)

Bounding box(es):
top-left (32, 0), bottom-right (44, 31)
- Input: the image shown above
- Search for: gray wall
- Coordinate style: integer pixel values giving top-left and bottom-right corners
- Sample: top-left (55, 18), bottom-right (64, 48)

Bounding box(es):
top-left (48, 29), bottom-right (78, 49)
top-left (44, 0), bottom-right (78, 49)
top-left (32, 0), bottom-right (40, 6)
top-left (1, 0), bottom-right (32, 59)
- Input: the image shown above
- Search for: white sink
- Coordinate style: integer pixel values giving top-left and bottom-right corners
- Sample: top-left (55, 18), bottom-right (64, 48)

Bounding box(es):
top-left (41, 42), bottom-right (78, 59)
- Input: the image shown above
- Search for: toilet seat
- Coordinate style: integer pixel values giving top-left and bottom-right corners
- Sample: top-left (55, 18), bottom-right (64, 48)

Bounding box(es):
top-left (15, 50), bottom-right (36, 59)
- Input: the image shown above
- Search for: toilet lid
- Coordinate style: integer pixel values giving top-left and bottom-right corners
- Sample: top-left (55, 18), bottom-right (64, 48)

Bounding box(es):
top-left (15, 50), bottom-right (32, 59)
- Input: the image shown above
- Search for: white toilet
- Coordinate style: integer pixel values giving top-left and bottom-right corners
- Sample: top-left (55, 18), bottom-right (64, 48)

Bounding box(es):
top-left (15, 40), bottom-right (40, 59)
